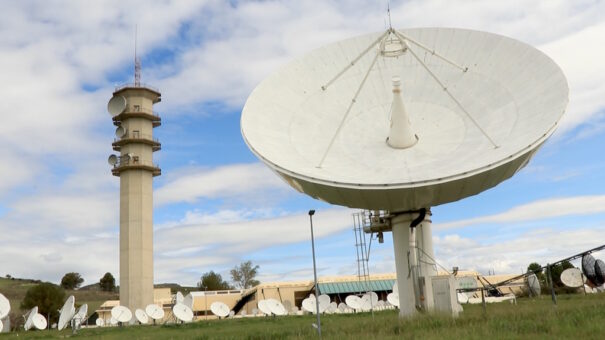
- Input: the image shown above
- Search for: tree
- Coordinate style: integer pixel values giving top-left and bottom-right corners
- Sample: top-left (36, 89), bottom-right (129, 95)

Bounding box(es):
top-left (198, 271), bottom-right (232, 291)
top-left (99, 272), bottom-right (116, 292)
top-left (21, 282), bottom-right (65, 325)
top-left (60, 272), bottom-right (84, 290)
top-left (527, 262), bottom-right (542, 275)
top-left (230, 260), bottom-right (260, 289)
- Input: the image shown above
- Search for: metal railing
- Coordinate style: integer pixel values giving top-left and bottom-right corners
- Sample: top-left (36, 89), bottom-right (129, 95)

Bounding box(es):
top-left (113, 131), bottom-right (159, 143)
top-left (115, 83), bottom-right (160, 93)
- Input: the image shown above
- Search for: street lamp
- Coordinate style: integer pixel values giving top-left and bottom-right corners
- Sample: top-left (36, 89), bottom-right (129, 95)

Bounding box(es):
top-left (308, 209), bottom-right (322, 339)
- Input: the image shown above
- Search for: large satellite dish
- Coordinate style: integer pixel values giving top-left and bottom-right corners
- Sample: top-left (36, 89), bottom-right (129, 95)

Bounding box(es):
top-left (0, 293), bottom-right (9, 319)
top-left (73, 303), bottom-right (88, 327)
top-left (172, 303), bottom-right (193, 323)
top-left (111, 306), bottom-right (132, 323)
top-left (241, 28), bottom-right (568, 212)
top-left (107, 95), bottom-right (127, 117)
top-left (57, 295), bottom-right (75, 331)
top-left (210, 301), bottom-right (230, 318)
top-left (257, 300), bottom-right (272, 316)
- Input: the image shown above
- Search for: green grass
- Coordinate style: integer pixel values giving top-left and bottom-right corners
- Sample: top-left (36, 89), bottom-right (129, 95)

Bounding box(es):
top-left (2, 293), bottom-right (604, 339)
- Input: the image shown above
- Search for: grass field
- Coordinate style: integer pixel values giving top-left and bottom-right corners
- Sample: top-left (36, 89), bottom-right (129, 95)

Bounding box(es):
top-left (2, 293), bottom-right (604, 339)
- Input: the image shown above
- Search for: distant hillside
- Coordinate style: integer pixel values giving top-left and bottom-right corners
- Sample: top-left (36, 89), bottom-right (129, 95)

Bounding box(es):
top-left (155, 283), bottom-right (199, 295)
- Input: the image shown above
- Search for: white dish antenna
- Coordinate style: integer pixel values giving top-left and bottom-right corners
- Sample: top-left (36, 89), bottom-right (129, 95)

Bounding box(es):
top-left (95, 318), bottom-right (104, 327)
top-left (266, 299), bottom-right (287, 316)
top-left (32, 313), bottom-right (47, 330)
top-left (301, 298), bottom-right (316, 313)
top-left (110, 317), bottom-right (118, 326)
top-left (145, 304), bottom-right (165, 320)
top-left (360, 293), bottom-right (379, 311)
top-left (183, 293), bottom-right (194, 310)
top-left (73, 303), bottom-right (88, 327)
top-left (240, 310), bottom-right (247, 316)
top-left (111, 306), bottom-right (132, 323)
top-left (457, 292), bottom-right (469, 304)
top-left (251, 308), bottom-right (258, 316)
top-left (58, 295), bottom-right (75, 331)
top-left (210, 301), bottom-right (231, 318)
top-left (115, 126), bottom-right (127, 138)
top-left (0, 293), bottom-right (10, 319)
top-left (24, 306), bottom-right (38, 331)
top-left (228, 311), bottom-right (235, 318)
top-left (241, 28), bottom-right (568, 212)
top-left (317, 294), bottom-right (331, 313)
top-left (108, 154), bottom-right (118, 166)
top-left (257, 300), bottom-right (272, 315)
top-left (172, 303), bottom-right (193, 323)
top-left (0, 320), bottom-right (2, 333)
top-left (175, 291), bottom-right (184, 304)
top-left (135, 309), bottom-right (148, 324)
top-left (526, 273), bottom-right (541, 297)
top-left (107, 95), bottom-right (127, 117)
top-left (345, 295), bottom-right (362, 310)
top-left (386, 293), bottom-right (400, 307)
top-left (561, 268), bottom-right (584, 288)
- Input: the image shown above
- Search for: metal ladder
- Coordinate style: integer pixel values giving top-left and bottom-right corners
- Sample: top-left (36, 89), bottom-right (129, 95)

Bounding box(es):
top-left (352, 211), bottom-right (372, 295)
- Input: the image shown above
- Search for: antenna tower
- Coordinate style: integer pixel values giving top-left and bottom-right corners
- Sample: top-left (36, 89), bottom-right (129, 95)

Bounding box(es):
top-left (134, 26), bottom-right (141, 86)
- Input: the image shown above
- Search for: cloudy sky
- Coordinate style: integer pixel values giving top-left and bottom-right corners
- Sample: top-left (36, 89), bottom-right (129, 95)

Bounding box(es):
top-left (0, 0), bottom-right (604, 288)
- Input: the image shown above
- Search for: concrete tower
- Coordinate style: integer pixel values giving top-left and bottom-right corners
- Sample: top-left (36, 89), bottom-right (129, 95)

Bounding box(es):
top-left (108, 82), bottom-right (161, 311)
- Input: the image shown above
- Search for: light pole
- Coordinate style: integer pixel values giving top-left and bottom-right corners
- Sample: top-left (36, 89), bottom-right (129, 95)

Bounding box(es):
top-left (309, 209), bottom-right (322, 339)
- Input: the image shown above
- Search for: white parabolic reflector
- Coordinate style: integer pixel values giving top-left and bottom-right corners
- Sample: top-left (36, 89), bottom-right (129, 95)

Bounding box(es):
top-left (32, 313), bottom-right (47, 330)
top-left (111, 306), bottom-right (132, 323)
top-left (0, 293), bottom-right (10, 319)
top-left (210, 301), bottom-right (231, 318)
top-left (172, 303), bottom-right (193, 322)
top-left (241, 28), bottom-right (568, 211)
top-left (561, 268), bottom-right (584, 288)
top-left (58, 295), bottom-right (75, 331)
top-left (145, 304), bottom-right (165, 320)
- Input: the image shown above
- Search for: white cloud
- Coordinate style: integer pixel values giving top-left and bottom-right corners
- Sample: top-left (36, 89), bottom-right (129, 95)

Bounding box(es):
top-left (155, 163), bottom-right (289, 206)
top-left (437, 195), bottom-right (605, 230)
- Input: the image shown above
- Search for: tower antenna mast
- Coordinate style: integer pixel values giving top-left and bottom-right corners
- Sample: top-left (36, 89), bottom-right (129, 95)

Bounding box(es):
top-left (134, 25), bottom-right (141, 86)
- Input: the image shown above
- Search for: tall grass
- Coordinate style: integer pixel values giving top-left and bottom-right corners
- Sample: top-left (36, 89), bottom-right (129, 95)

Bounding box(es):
top-left (2, 293), bottom-right (604, 339)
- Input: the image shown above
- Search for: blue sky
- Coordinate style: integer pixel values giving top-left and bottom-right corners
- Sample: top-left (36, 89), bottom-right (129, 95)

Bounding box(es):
top-left (0, 0), bottom-right (604, 287)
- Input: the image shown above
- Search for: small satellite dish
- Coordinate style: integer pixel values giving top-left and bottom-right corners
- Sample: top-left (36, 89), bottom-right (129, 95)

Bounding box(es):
top-left (318, 296), bottom-right (330, 313)
top-left (386, 293), bottom-right (400, 307)
top-left (251, 308), bottom-right (258, 316)
top-left (257, 300), bottom-right (272, 315)
top-left (58, 295), bottom-right (75, 331)
top-left (301, 298), bottom-right (316, 313)
top-left (457, 292), bottom-right (469, 304)
top-left (240, 310), bottom-right (247, 316)
top-left (337, 302), bottom-right (347, 312)
top-left (145, 304), bottom-right (165, 321)
top-left (560, 268), bottom-right (584, 288)
top-left (183, 293), bottom-right (194, 310)
top-left (172, 303), bottom-right (193, 323)
top-left (32, 313), bottom-right (47, 330)
top-left (228, 311), bottom-right (235, 318)
top-left (266, 299), bottom-right (287, 316)
top-left (594, 259), bottom-right (605, 286)
top-left (0, 293), bottom-right (10, 319)
top-left (111, 306), bottom-right (132, 323)
top-left (1, 315), bottom-right (10, 333)
top-left (73, 304), bottom-right (88, 327)
top-left (175, 291), bottom-right (184, 304)
top-left (210, 301), bottom-right (231, 318)
top-left (345, 295), bottom-right (362, 310)
top-left (582, 254), bottom-right (598, 286)
top-left (24, 306), bottom-right (38, 331)
top-left (108, 154), bottom-right (118, 166)
top-left (95, 318), bottom-right (104, 327)
top-left (107, 95), bottom-right (127, 117)
top-left (135, 309), bottom-right (148, 324)
top-left (526, 273), bottom-right (541, 296)
top-left (360, 293), bottom-right (378, 311)
top-left (115, 126), bottom-right (127, 138)
top-left (110, 317), bottom-right (118, 326)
